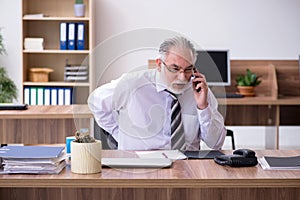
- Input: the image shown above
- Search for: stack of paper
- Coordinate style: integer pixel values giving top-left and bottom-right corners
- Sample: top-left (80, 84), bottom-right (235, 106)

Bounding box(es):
top-left (23, 13), bottom-right (44, 19)
top-left (24, 38), bottom-right (44, 51)
top-left (0, 146), bottom-right (66, 174)
top-left (64, 65), bottom-right (88, 81)
top-left (258, 156), bottom-right (300, 170)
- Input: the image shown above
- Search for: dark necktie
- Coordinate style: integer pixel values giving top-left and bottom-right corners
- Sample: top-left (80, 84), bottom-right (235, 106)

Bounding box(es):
top-left (165, 90), bottom-right (185, 150)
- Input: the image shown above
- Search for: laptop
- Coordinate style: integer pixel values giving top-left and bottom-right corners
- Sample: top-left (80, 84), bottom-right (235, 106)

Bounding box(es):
top-left (0, 104), bottom-right (28, 110)
top-left (102, 158), bottom-right (173, 168)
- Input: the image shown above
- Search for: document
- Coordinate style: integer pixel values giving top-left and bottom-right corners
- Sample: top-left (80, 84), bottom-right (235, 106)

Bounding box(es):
top-left (136, 150), bottom-right (187, 160)
top-left (0, 146), bottom-right (66, 174)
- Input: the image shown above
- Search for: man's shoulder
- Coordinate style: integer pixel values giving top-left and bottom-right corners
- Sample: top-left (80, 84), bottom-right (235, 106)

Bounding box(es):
top-left (118, 69), bottom-right (156, 85)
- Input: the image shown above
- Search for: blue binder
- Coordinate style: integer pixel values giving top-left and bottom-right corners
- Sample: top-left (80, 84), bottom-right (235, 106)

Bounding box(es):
top-left (76, 23), bottom-right (85, 50)
top-left (60, 22), bottom-right (68, 50)
top-left (67, 23), bottom-right (76, 50)
top-left (0, 146), bottom-right (64, 159)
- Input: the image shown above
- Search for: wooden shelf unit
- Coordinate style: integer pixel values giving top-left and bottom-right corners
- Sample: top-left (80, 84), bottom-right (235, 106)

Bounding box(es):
top-left (21, 0), bottom-right (95, 104)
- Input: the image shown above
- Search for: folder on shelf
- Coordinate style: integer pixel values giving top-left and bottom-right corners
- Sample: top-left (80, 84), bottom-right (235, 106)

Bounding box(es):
top-left (76, 23), bottom-right (85, 50)
top-left (24, 87), bottom-right (30, 105)
top-left (67, 23), bottom-right (76, 50)
top-left (64, 88), bottom-right (72, 105)
top-left (60, 22), bottom-right (68, 50)
top-left (51, 88), bottom-right (57, 105)
top-left (30, 87), bottom-right (37, 105)
top-left (37, 87), bottom-right (44, 105)
top-left (58, 88), bottom-right (64, 105)
top-left (44, 88), bottom-right (51, 105)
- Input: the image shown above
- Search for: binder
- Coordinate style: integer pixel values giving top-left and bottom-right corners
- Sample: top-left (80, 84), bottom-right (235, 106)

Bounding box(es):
top-left (44, 88), bottom-right (51, 105)
top-left (37, 87), bottom-right (44, 105)
top-left (64, 88), bottom-right (72, 105)
top-left (60, 22), bottom-right (68, 50)
top-left (30, 87), bottom-right (37, 105)
top-left (67, 23), bottom-right (76, 50)
top-left (58, 88), bottom-right (64, 105)
top-left (76, 23), bottom-right (85, 50)
top-left (51, 88), bottom-right (57, 105)
top-left (0, 146), bottom-right (64, 159)
top-left (24, 87), bottom-right (30, 105)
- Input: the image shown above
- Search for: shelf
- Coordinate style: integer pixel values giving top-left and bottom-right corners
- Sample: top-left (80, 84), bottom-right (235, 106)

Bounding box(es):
top-left (22, 0), bottom-right (94, 105)
top-left (23, 50), bottom-right (90, 54)
top-left (23, 17), bottom-right (90, 21)
top-left (24, 81), bottom-right (90, 87)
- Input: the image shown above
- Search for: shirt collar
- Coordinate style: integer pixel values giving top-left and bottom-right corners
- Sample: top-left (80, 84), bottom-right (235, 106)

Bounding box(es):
top-left (155, 70), bottom-right (168, 93)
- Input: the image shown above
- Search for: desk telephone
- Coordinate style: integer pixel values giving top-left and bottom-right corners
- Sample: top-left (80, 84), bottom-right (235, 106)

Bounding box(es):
top-left (214, 149), bottom-right (258, 167)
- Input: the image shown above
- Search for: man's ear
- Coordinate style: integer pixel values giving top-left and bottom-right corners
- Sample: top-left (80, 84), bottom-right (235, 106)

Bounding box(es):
top-left (156, 58), bottom-right (162, 72)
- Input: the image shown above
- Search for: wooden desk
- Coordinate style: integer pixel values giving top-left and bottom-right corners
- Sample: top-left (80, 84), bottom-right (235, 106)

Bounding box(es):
top-left (0, 150), bottom-right (299, 200)
top-left (0, 105), bottom-right (93, 144)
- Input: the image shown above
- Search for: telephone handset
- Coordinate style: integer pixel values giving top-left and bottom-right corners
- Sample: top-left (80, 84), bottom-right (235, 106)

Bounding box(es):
top-left (191, 68), bottom-right (201, 92)
top-left (214, 149), bottom-right (258, 167)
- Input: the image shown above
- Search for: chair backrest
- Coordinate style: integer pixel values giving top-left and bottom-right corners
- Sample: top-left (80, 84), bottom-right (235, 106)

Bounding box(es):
top-left (94, 120), bottom-right (118, 149)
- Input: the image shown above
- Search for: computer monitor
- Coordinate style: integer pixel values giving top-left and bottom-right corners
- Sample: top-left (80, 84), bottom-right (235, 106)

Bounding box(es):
top-left (194, 50), bottom-right (231, 86)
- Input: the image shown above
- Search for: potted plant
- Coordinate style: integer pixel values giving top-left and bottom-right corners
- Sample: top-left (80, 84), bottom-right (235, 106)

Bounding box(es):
top-left (235, 68), bottom-right (261, 97)
top-left (0, 29), bottom-right (17, 103)
top-left (74, 0), bottom-right (85, 17)
top-left (71, 129), bottom-right (102, 174)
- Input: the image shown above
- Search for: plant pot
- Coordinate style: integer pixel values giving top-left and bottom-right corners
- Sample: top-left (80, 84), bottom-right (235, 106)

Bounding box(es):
top-left (71, 140), bottom-right (102, 174)
top-left (236, 86), bottom-right (256, 97)
top-left (74, 4), bottom-right (85, 17)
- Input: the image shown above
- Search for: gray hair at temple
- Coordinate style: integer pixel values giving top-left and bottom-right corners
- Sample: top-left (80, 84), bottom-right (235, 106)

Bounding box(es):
top-left (158, 36), bottom-right (197, 65)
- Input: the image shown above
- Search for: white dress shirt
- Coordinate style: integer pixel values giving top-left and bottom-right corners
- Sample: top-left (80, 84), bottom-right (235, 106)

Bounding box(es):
top-left (88, 69), bottom-right (226, 150)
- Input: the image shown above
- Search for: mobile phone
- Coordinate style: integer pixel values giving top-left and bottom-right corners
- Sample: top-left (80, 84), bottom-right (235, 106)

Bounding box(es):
top-left (192, 68), bottom-right (201, 92)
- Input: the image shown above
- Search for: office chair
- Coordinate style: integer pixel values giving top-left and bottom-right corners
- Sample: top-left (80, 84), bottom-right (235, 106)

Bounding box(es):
top-left (94, 120), bottom-right (118, 149)
top-left (226, 129), bottom-right (236, 150)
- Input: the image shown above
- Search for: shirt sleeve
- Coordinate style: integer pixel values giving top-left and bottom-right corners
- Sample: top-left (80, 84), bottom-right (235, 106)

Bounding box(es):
top-left (197, 89), bottom-right (227, 149)
top-left (87, 78), bottom-right (122, 141)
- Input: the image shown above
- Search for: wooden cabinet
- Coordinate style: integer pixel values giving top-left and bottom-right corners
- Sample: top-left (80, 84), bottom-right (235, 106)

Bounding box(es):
top-left (22, 0), bottom-right (94, 104)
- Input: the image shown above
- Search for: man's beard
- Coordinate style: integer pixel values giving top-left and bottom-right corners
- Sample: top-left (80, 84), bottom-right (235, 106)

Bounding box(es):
top-left (160, 66), bottom-right (190, 94)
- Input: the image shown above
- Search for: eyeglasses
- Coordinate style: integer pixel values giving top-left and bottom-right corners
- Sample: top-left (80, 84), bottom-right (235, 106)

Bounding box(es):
top-left (161, 61), bottom-right (194, 75)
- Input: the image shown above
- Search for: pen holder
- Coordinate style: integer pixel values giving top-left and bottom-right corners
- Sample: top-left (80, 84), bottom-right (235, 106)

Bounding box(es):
top-left (71, 140), bottom-right (102, 174)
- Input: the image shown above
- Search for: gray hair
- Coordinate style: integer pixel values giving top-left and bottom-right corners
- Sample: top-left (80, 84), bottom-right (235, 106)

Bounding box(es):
top-left (158, 36), bottom-right (197, 65)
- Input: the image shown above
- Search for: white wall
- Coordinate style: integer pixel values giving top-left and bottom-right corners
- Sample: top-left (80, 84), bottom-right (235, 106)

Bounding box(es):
top-left (95, 0), bottom-right (300, 59)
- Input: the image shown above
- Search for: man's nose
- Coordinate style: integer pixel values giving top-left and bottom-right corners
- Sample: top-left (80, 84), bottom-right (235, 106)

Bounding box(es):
top-left (177, 71), bottom-right (188, 81)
